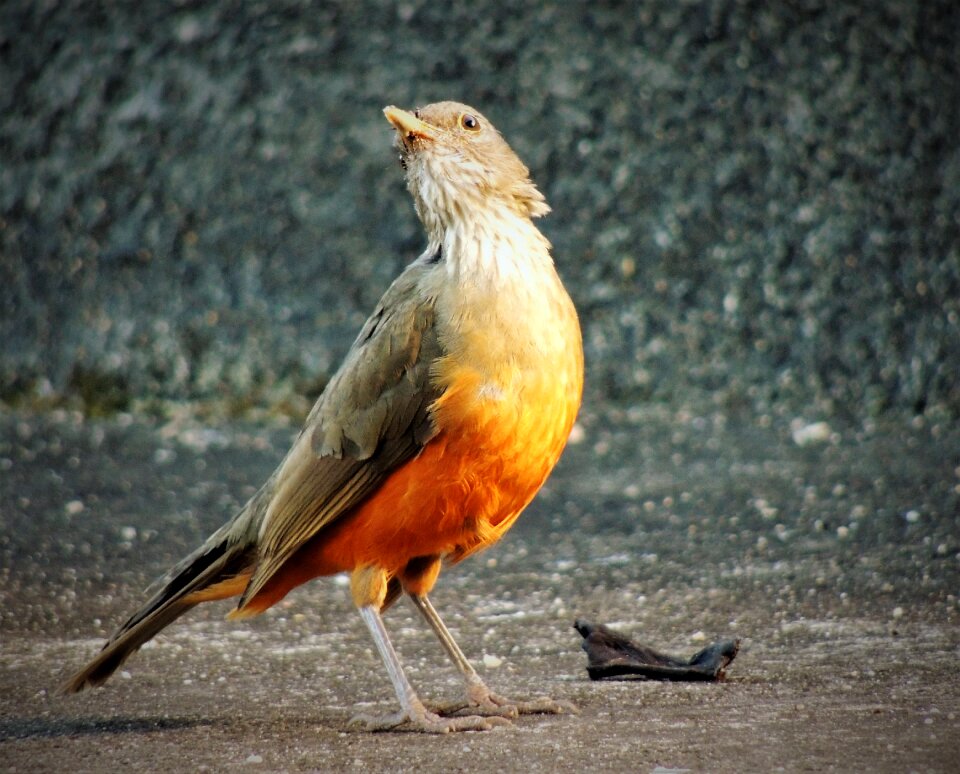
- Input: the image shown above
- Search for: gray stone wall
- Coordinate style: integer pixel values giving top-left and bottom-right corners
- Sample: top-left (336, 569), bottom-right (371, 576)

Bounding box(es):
top-left (3, 1), bottom-right (958, 419)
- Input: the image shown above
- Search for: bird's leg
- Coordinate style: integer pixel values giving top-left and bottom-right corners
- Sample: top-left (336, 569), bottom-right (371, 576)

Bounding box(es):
top-left (409, 594), bottom-right (578, 717)
top-left (349, 604), bottom-right (510, 733)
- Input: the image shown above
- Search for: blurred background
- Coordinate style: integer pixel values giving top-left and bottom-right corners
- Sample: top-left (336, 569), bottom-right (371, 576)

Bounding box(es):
top-left (2, 0), bottom-right (958, 424)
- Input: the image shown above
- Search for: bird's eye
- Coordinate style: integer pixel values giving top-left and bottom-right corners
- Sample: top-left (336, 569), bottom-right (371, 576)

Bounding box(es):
top-left (459, 113), bottom-right (481, 132)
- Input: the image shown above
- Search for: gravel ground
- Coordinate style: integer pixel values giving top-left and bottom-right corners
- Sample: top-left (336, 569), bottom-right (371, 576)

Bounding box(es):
top-left (1, 408), bottom-right (957, 772)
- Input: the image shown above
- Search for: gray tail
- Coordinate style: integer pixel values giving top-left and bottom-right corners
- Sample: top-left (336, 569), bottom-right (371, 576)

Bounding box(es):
top-left (60, 528), bottom-right (253, 694)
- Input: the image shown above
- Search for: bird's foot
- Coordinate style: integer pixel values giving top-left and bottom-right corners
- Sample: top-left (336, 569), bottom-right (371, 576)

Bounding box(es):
top-left (349, 702), bottom-right (512, 733)
top-left (433, 682), bottom-right (579, 718)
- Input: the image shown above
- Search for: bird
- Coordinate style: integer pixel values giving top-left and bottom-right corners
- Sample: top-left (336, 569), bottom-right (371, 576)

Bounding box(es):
top-left (62, 101), bottom-right (584, 733)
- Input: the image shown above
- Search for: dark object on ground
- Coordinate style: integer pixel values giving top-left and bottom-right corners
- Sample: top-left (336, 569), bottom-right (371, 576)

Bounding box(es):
top-left (575, 619), bottom-right (740, 681)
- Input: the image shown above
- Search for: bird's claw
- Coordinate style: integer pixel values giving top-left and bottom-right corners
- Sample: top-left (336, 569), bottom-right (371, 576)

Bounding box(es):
top-left (433, 684), bottom-right (579, 718)
top-left (349, 707), bottom-right (511, 733)
top-left (430, 697), bottom-right (519, 719)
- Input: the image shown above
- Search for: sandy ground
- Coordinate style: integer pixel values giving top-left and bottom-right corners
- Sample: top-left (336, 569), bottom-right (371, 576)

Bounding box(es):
top-left (1, 407), bottom-right (958, 772)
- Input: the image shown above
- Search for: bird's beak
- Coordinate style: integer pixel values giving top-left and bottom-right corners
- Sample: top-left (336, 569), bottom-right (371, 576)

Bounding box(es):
top-left (383, 106), bottom-right (438, 141)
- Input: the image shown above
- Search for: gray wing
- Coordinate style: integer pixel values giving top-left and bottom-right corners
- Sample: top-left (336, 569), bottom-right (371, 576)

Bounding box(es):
top-left (235, 262), bottom-right (444, 609)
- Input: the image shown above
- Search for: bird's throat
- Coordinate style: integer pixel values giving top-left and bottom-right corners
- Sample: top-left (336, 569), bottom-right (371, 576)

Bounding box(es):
top-left (435, 205), bottom-right (553, 289)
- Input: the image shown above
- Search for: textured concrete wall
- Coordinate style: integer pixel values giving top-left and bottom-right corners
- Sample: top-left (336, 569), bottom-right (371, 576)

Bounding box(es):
top-left (3, 0), bottom-right (958, 419)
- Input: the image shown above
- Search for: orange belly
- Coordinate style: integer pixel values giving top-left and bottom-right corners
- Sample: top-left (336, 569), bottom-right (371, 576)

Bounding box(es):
top-left (245, 361), bottom-right (581, 613)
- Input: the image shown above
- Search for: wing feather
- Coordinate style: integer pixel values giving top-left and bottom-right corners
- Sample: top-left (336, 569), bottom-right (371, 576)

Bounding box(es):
top-left (236, 263), bottom-right (443, 608)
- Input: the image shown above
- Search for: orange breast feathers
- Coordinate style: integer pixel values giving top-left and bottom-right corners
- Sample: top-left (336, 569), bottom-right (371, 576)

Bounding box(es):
top-left (291, 350), bottom-right (580, 576)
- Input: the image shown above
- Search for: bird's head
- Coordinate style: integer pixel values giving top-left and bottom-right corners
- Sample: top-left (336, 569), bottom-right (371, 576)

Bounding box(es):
top-left (384, 101), bottom-right (549, 235)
